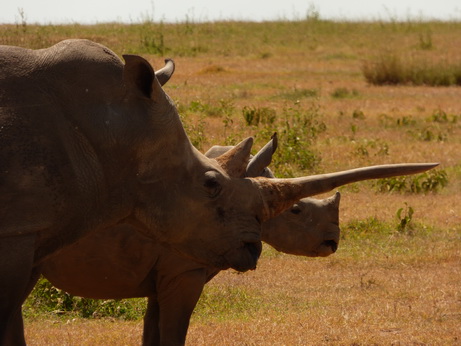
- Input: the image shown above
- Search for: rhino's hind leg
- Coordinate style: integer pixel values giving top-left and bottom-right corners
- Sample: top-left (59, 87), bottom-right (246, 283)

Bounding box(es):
top-left (0, 234), bottom-right (36, 345)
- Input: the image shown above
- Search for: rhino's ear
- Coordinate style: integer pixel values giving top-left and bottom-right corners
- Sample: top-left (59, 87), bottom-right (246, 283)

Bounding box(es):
top-left (155, 59), bottom-right (175, 86)
top-left (326, 191), bottom-right (341, 209)
top-left (123, 54), bottom-right (162, 99)
top-left (215, 137), bottom-right (253, 178)
top-left (246, 133), bottom-right (278, 177)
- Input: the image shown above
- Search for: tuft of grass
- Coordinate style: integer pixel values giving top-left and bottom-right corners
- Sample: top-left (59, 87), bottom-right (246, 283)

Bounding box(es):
top-left (396, 202), bottom-right (415, 234)
top-left (362, 53), bottom-right (461, 86)
top-left (193, 285), bottom-right (265, 322)
top-left (276, 87), bottom-right (318, 101)
top-left (242, 106), bottom-right (276, 126)
top-left (331, 87), bottom-right (359, 99)
top-left (198, 65), bottom-right (228, 74)
top-left (353, 139), bottom-right (389, 158)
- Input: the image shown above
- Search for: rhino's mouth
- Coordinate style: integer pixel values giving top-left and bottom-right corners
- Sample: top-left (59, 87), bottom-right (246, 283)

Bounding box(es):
top-left (323, 239), bottom-right (338, 253)
top-left (316, 239), bottom-right (338, 257)
top-left (244, 241), bottom-right (262, 264)
top-left (225, 240), bottom-right (262, 272)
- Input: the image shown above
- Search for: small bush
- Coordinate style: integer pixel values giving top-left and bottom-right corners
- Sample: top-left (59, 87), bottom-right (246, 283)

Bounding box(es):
top-left (352, 139), bottom-right (389, 158)
top-left (396, 203), bottom-right (415, 234)
top-left (242, 106), bottom-right (276, 126)
top-left (241, 102), bottom-right (326, 177)
top-left (352, 109), bottom-right (365, 120)
top-left (375, 169), bottom-right (448, 194)
top-left (270, 103), bottom-right (326, 176)
top-left (362, 54), bottom-right (461, 86)
top-left (24, 278), bottom-right (146, 320)
top-left (331, 87), bottom-right (359, 99)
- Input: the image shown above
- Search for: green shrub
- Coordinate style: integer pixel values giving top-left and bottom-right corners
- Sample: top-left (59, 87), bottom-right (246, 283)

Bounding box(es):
top-left (375, 169), bottom-right (448, 194)
top-left (24, 278), bottom-right (146, 320)
top-left (240, 102), bottom-right (326, 177)
top-left (242, 106), bottom-right (276, 126)
top-left (396, 203), bottom-right (414, 234)
top-left (270, 103), bottom-right (326, 176)
top-left (353, 139), bottom-right (389, 158)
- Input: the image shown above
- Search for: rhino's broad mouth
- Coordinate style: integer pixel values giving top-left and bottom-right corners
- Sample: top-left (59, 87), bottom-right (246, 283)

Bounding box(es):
top-left (244, 241), bottom-right (262, 264)
top-left (323, 239), bottom-right (338, 253)
top-left (225, 240), bottom-right (262, 272)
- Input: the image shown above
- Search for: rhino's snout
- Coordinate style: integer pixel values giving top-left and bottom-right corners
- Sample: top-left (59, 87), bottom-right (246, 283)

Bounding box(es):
top-left (225, 239), bottom-right (262, 272)
top-left (244, 241), bottom-right (262, 266)
top-left (322, 239), bottom-right (338, 253)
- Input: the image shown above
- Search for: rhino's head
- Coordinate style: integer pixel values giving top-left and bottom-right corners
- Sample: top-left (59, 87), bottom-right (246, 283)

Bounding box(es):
top-left (133, 137), bottom-right (265, 272)
top-left (118, 54), bottom-right (438, 273)
top-left (207, 136), bottom-right (341, 257)
top-left (263, 193), bottom-right (341, 257)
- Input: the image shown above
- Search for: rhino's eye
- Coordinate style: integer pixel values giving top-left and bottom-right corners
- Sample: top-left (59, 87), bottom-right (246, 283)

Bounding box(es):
top-left (204, 176), bottom-right (221, 198)
top-left (290, 204), bottom-right (301, 215)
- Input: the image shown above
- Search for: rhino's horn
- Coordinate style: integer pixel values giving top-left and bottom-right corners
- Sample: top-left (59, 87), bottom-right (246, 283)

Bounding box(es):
top-left (246, 133), bottom-right (278, 178)
top-left (215, 137), bottom-right (253, 178)
top-left (255, 163), bottom-right (439, 221)
top-left (155, 59), bottom-right (175, 86)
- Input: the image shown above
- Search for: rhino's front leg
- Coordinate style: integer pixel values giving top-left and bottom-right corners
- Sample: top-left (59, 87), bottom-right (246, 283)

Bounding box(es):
top-left (142, 297), bottom-right (160, 345)
top-left (151, 269), bottom-right (208, 346)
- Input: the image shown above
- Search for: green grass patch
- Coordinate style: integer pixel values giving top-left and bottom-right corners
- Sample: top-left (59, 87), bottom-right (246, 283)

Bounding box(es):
top-left (331, 87), bottom-right (360, 99)
top-left (193, 285), bottom-right (265, 322)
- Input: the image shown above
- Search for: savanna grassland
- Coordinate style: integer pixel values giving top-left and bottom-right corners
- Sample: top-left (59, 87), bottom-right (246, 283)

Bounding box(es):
top-left (1, 18), bottom-right (460, 345)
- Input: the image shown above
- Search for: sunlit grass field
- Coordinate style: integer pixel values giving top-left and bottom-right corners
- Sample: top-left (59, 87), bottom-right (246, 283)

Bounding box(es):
top-left (2, 18), bottom-right (460, 344)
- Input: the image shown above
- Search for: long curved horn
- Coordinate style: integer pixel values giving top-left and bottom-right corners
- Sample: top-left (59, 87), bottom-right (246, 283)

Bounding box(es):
top-left (246, 133), bottom-right (277, 178)
top-left (254, 163), bottom-right (439, 221)
top-left (155, 59), bottom-right (175, 86)
top-left (214, 137), bottom-right (253, 178)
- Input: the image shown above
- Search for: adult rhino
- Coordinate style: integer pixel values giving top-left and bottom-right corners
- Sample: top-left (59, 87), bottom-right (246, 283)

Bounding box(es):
top-left (0, 39), bottom-right (437, 345)
top-left (39, 136), bottom-right (341, 346)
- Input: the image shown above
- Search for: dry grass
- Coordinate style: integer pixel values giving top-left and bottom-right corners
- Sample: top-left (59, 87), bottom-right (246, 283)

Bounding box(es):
top-left (25, 241), bottom-right (461, 344)
top-left (3, 20), bottom-right (460, 344)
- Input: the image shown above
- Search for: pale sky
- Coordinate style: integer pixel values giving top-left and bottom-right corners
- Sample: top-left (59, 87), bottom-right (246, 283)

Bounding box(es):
top-left (1, 0), bottom-right (460, 24)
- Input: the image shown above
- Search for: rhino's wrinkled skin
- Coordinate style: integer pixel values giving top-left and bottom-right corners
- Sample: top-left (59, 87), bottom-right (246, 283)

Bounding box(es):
top-left (0, 39), bottom-right (438, 345)
top-left (39, 138), bottom-right (341, 345)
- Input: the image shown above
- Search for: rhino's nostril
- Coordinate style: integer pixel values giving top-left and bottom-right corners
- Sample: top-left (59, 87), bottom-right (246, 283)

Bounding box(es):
top-left (323, 240), bottom-right (338, 253)
top-left (244, 242), bottom-right (262, 263)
